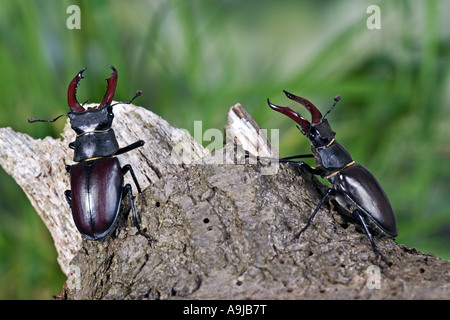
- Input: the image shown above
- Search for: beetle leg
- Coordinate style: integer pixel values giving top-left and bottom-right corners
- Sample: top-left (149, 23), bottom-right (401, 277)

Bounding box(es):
top-left (123, 184), bottom-right (156, 246)
top-left (114, 140), bottom-right (145, 156)
top-left (243, 151), bottom-right (316, 170)
top-left (121, 164), bottom-right (142, 193)
top-left (64, 190), bottom-right (72, 208)
top-left (293, 188), bottom-right (334, 240)
top-left (279, 160), bottom-right (324, 175)
top-left (279, 154), bottom-right (314, 161)
top-left (354, 210), bottom-right (388, 263)
top-left (242, 150), bottom-right (271, 164)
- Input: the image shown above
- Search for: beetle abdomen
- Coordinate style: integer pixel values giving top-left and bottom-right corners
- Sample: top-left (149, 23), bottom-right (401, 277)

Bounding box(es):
top-left (69, 158), bottom-right (123, 240)
top-left (333, 163), bottom-right (398, 237)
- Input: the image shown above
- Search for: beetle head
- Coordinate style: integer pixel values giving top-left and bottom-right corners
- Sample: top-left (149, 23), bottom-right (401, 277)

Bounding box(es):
top-left (28, 65), bottom-right (142, 126)
top-left (268, 91), bottom-right (339, 149)
top-left (67, 65), bottom-right (118, 113)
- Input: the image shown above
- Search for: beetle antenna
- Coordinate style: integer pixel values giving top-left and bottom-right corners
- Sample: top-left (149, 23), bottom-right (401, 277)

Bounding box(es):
top-left (126, 90), bottom-right (142, 104)
top-left (111, 90), bottom-right (142, 107)
top-left (27, 113), bottom-right (69, 123)
top-left (296, 125), bottom-right (307, 135)
top-left (323, 94), bottom-right (341, 119)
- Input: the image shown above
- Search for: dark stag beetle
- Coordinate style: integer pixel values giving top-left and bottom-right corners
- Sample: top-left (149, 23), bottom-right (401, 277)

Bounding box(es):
top-left (28, 65), bottom-right (154, 245)
top-left (267, 90), bottom-right (397, 261)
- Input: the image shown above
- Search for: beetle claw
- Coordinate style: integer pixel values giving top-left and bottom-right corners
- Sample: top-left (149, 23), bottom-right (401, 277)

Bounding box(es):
top-left (98, 65), bottom-right (118, 109)
top-left (67, 67), bottom-right (87, 113)
top-left (267, 98), bottom-right (311, 133)
top-left (135, 230), bottom-right (157, 247)
top-left (283, 90), bottom-right (323, 124)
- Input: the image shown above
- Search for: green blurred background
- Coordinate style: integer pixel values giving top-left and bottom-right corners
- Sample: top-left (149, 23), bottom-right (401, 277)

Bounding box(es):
top-left (0, 0), bottom-right (449, 299)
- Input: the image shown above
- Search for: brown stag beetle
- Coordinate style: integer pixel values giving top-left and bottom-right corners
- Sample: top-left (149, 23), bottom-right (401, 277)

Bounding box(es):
top-left (28, 65), bottom-right (154, 245)
top-left (267, 90), bottom-right (397, 262)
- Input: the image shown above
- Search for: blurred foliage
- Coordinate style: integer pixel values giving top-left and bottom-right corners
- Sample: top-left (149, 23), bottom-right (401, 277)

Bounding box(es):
top-left (0, 0), bottom-right (449, 299)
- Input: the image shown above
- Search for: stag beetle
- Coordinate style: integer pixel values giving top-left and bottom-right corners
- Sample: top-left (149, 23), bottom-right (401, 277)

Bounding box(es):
top-left (28, 65), bottom-right (154, 244)
top-left (267, 90), bottom-right (397, 260)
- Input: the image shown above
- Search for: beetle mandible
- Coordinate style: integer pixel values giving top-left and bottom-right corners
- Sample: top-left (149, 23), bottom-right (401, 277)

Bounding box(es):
top-left (28, 65), bottom-right (154, 245)
top-left (267, 90), bottom-right (397, 261)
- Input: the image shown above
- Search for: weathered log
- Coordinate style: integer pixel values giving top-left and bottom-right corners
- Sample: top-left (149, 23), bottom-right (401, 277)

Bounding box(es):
top-left (0, 102), bottom-right (448, 299)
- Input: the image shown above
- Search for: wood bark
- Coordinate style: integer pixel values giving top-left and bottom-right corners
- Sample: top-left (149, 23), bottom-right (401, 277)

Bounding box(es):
top-left (0, 102), bottom-right (448, 300)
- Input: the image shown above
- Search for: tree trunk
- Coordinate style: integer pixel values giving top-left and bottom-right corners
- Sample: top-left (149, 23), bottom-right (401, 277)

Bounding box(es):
top-left (0, 103), bottom-right (448, 300)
